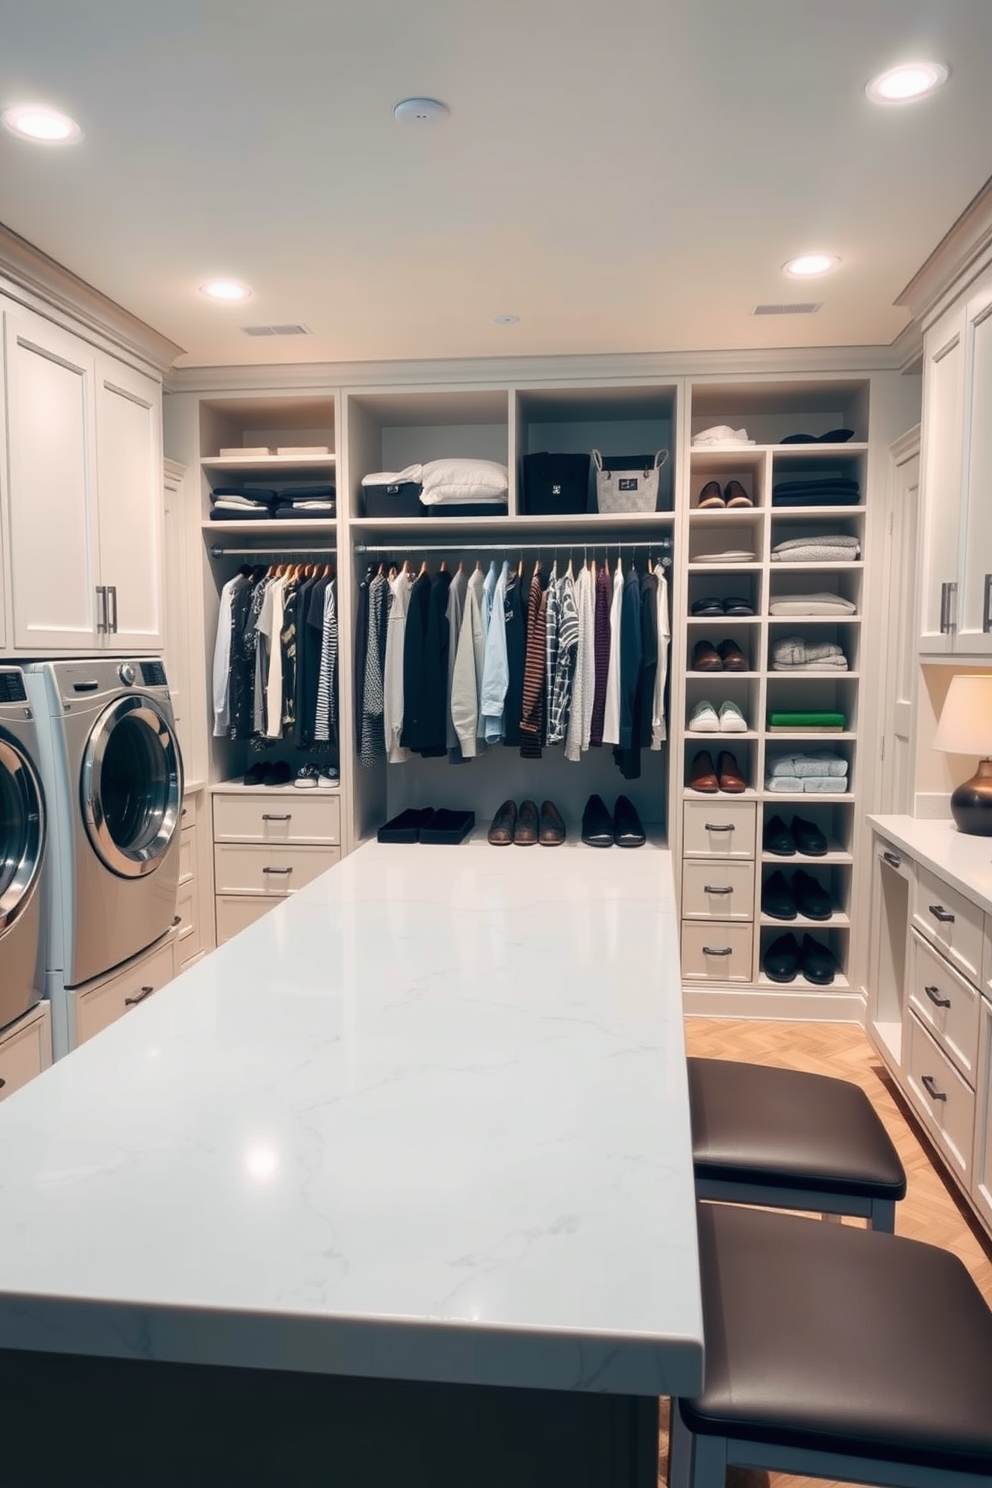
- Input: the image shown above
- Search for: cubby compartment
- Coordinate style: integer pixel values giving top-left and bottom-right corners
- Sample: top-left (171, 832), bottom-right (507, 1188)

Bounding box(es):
top-left (759, 860), bottom-right (851, 927)
top-left (688, 516), bottom-right (763, 567)
top-left (516, 385), bottom-right (676, 516)
top-left (346, 389), bottom-right (511, 523)
top-left (767, 566), bottom-right (862, 615)
top-left (685, 737), bottom-right (754, 795)
top-left (685, 674), bottom-right (760, 737)
top-left (687, 622), bottom-right (760, 675)
top-left (770, 449), bottom-right (866, 512)
top-left (198, 394), bottom-right (338, 526)
top-left (689, 448), bottom-right (767, 510)
top-left (766, 623), bottom-right (861, 679)
top-left (764, 739), bottom-right (854, 799)
top-left (759, 799), bottom-right (854, 861)
top-left (690, 378), bottom-right (870, 448)
top-left (765, 672), bottom-right (859, 735)
top-left (758, 922), bottom-right (851, 991)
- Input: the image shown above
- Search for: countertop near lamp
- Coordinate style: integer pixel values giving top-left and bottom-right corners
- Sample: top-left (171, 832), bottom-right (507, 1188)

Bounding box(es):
top-left (0, 840), bottom-right (702, 1400)
top-left (870, 815), bottom-right (992, 913)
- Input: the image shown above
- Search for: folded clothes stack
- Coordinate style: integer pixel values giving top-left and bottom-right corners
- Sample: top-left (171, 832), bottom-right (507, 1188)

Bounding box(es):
top-left (419, 457), bottom-right (509, 510)
top-left (771, 534), bottom-right (861, 563)
top-left (771, 636), bottom-right (848, 671)
top-left (208, 485), bottom-right (279, 521)
top-left (766, 750), bottom-right (849, 793)
top-left (271, 484), bottom-right (336, 518)
top-left (768, 591), bottom-right (856, 616)
top-left (772, 475), bottom-right (860, 507)
top-left (691, 425), bottom-right (755, 448)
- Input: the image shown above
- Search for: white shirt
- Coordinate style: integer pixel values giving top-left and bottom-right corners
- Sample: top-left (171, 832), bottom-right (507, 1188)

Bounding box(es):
top-left (651, 565), bottom-right (671, 750)
top-left (255, 576), bottom-right (286, 738)
top-left (383, 570), bottom-right (414, 764)
top-left (601, 563), bottom-right (624, 747)
top-left (565, 561), bottom-right (595, 762)
top-left (211, 574), bottom-right (243, 737)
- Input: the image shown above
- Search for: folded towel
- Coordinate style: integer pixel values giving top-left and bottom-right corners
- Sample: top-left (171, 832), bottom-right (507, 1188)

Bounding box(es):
top-left (771, 658), bottom-right (849, 671)
top-left (691, 426), bottom-right (754, 447)
top-left (774, 534), bottom-right (861, 552)
top-left (773, 490), bottom-right (861, 508)
top-left (271, 504), bottom-right (336, 518)
top-left (767, 753), bottom-right (802, 777)
top-left (766, 775), bottom-right (803, 792)
top-left (771, 636), bottom-right (845, 665)
top-left (361, 464), bottom-right (424, 487)
top-left (690, 549), bottom-right (757, 563)
top-left (771, 544), bottom-right (861, 564)
top-left (767, 750), bottom-right (848, 778)
top-left (803, 776), bottom-right (849, 793)
top-left (768, 593), bottom-right (857, 615)
top-left (211, 496), bottom-right (271, 511)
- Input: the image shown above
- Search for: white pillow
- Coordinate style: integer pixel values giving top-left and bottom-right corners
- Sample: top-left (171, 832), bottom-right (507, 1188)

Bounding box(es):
top-left (420, 458), bottom-right (508, 498)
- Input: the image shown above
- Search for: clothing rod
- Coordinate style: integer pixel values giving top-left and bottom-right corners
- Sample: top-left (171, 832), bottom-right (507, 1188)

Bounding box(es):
top-left (209, 543), bottom-right (337, 559)
top-left (353, 538), bottom-right (672, 555)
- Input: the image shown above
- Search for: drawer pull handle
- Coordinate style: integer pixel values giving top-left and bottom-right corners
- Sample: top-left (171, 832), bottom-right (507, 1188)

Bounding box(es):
top-left (181, 807), bottom-right (188, 818)
top-left (262, 866), bottom-right (292, 875)
top-left (172, 915), bottom-right (182, 926)
top-left (882, 850), bottom-right (902, 869)
top-left (921, 1074), bottom-right (948, 1103)
top-left (704, 823), bottom-right (735, 833)
top-left (928, 904), bottom-right (955, 923)
top-left (262, 813), bottom-right (292, 822)
top-left (702, 946), bottom-right (733, 956)
top-left (703, 885), bottom-right (733, 895)
top-left (924, 984), bottom-right (952, 1008)
top-left (0, 1077), bottom-right (6, 1090)
top-left (984, 573), bottom-right (992, 635)
top-left (124, 985), bottom-right (155, 1007)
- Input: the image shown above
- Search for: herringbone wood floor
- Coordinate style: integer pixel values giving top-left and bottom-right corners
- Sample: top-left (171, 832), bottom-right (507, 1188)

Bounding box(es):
top-left (658, 1017), bottom-right (992, 1488)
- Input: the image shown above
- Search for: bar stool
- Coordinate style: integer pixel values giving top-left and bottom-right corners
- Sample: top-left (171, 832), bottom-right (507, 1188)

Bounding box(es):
top-left (669, 1203), bottom-right (992, 1488)
top-left (688, 1056), bottom-right (906, 1230)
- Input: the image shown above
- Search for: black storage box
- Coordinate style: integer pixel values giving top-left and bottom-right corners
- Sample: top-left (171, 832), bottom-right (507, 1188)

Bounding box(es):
top-left (520, 452), bottom-right (591, 515)
top-left (428, 501), bottom-right (507, 517)
top-left (418, 809), bottom-right (475, 844)
top-left (377, 807), bottom-right (436, 843)
top-left (363, 481), bottom-right (424, 517)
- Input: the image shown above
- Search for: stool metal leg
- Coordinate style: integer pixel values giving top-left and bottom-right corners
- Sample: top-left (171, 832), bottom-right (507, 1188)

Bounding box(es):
top-left (688, 1432), bottom-right (727, 1488)
top-left (869, 1195), bottom-right (896, 1232)
top-left (667, 1401), bottom-right (692, 1488)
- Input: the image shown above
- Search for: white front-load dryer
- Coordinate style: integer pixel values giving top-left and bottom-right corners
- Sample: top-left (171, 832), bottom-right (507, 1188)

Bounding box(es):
top-left (25, 659), bottom-right (183, 1021)
top-left (0, 666), bottom-right (46, 1032)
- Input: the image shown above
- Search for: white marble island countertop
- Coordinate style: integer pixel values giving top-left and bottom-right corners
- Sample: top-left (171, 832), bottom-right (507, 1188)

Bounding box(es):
top-left (0, 842), bottom-right (702, 1398)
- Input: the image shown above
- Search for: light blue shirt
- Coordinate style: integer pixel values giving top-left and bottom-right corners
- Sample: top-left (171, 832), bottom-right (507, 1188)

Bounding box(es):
top-left (481, 560), bottom-right (497, 636)
top-left (480, 560), bottom-right (509, 743)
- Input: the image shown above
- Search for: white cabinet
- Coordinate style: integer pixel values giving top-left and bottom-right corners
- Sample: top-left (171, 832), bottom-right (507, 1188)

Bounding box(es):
top-left (72, 931), bottom-right (177, 1048)
top-left (2, 302), bottom-right (163, 654)
top-left (0, 1002), bottom-right (52, 1101)
top-left (958, 280), bottom-right (992, 654)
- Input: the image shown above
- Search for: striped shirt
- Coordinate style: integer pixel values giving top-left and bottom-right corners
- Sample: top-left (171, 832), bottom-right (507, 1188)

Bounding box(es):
top-left (548, 569), bottom-right (578, 745)
top-left (314, 580), bottom-right (338, 741)
top-left (519, 567), bottom-right (546, 759)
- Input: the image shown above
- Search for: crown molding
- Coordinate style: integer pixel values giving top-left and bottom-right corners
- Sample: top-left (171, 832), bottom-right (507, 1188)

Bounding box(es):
top-left (889, 318), bottom-right (924, 375)
top-left (890, 423), bottom-right (921, 462)
top-left (0, 220), bottom-right (184, 375)
top-left (894, 173), bottom-right (992, 331)
top-left (166, 341), bottom-right (906, 396)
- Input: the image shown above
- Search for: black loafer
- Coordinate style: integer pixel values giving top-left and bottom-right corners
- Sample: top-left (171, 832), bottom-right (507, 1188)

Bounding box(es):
top-left (764, 932), bottom-right (801, 983)
top-left (613, 795), bottom-right (646, 847)
top-left (763, 814), bottom-right (795, 856)
top-left (793, 869), bottom-right (833, 921)
top-left (581, 793), bottom-right (614, 847)
top-left (761, 870), bottom-right (797, 920)
top-left (514, 799), bottom-right (539, 846)
top-left (722, 596), bottom-right (754, 615)
top-left (801, 933), bottom-right (836, 984)
top-left (691, 597), bottom-right (724, 617)
top-left (792, 814), bottom-right (828, 856)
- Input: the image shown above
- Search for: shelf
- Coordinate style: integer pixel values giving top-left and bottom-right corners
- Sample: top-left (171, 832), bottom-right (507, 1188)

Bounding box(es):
top-left (683, 787), bottom-right (759, 799)
top-left (769, 504), bottom-right (866, 517)
top-left (760, 912), bottom-right (851, 929)
top-left (687, 615), bottom-right (762, 625)
top-left (756, 970), bottom-right (851, 992)
top-left (686, 671), bottom-right (761, 679)
top-left (350, 513), bottom-right (674, 535)
top-left (210, 779), bottom-right (339, 795)
top-left (763, 731), bottom-right (857, 742)
top-left (761, 846), bottom-right (853, 865)
top-left (770, 562), bottom-right (864, 571)
top-left (767, 672), bottom-right (860, 681)
top-left (689, 507), bottom-right (765, 520)
top-left (202, 455), bottom-right (336, 474)
top-left (685, 729), bottom-right (761, 740)
top-left (761, 791), bottom-right (854, 803)
top-left (202, 520), bottom-right (336, 538)
top-left (687, 562), bottom-right (761, 572)
top-left (767, 615), bottom-right (861, 624)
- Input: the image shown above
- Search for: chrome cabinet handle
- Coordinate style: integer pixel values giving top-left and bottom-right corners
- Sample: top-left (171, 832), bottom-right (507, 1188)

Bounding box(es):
top-left (939, 581), bottom-right (949, 633)
top-left (107, 584), bottom-right (118, 634)
top-left (124, 985), bottom-right (155, 1007)
top-left (262, 865), bottom-right (292, 875)
top-left (882, 850), bottom-right (902, 869)
top-left (984, 573), bottom-right (992, 634)
top-left (262, 812), bottom-right (292, 822)
top-left (704, 822), bottom-right (734, 832)
top-left (928, 904), bottom-right (955, 923)
top-left (96, 585), bottom-right (108, 633)
top-left (703, 885), bottom-right (733, 895)
top-left (702, 946), bottom-right (733, 956)
top-left (924, 984), bottom-right (952, 1008)
top-left (921, 1074), bottom-right (947, 1102)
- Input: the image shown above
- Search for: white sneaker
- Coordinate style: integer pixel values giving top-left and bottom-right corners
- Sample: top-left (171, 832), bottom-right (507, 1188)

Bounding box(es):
top-left (719, 701), bottom-right (748, 732)
top-left (316, 766), bottom-right (339, 787)
top-left (293, 764), bottom-right (319, 788)
top-left (688, 700), bottom-right (720, 732)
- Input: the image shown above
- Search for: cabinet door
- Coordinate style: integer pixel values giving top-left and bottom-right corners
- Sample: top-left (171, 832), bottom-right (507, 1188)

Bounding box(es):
top-left (958, 285), bottom-right (992, 655)
top-left (918, 305), bottom-right (966, 653)
top-left (94, 358), bottom-right (164, 650)
top-left (4, 308), bottom-right (100, 650)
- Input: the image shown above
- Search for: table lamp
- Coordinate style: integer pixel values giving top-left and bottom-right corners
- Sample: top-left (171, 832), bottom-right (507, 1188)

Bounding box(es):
top-left (932, 674), bottom-right (992, 835)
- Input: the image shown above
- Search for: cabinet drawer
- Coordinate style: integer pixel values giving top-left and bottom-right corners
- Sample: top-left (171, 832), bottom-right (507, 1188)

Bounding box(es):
top-left (682, 800), bottom-right (756, 859)
top-left (215, 894), bottom-right (284, 945)
top-left (913, 866), bottom-right (985, 984)
top-left (985, 914), bottom-right (991, 994)
top-left (909, 928), bottom-right (980, 1083)
top-left (0, 1004), bottom-right (52, 1101)
top-left (180, 793), bottom-right (198, 827)
top-left (905, 1012), bottom-right (975, 1182)
top-left (972, 996), bottom-right (992, 1230)
top-left (175, 878), bottom-right (202, 964)
top-left (681, 859), bottom-right (755, 920)
top-left (74, 935), bottom-right (177, 1048)
top-left (213, 791), bottom-right (340, 845)
top-left (681, 921), bottom-right (753, 982)
top-left (178, 825), bottom-right (194, 884)
top-left (213, 843), bottom-right (340, 895)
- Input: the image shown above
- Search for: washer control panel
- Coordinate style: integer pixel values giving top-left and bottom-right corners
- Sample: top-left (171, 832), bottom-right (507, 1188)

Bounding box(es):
top-left (118, 663), bottom-right (136, 686)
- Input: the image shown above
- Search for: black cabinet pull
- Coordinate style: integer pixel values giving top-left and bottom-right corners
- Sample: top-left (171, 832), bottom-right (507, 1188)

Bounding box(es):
top-left (921, 1074), bottom-right (947, 1102)
top-left (703, 885), bottom-right (733, 895)
top-left (0, 1077), bottom-right (6, 1090)
top-left (702, 946), bottom-right (733, 956)
top-left (924, 984), bottom-right (952, 1008)
top-left (984, 573), bottom-right (992, 634)
top-left (124, 985), bottom-right (155, 1007)
top-left (704, 822), bottom-right (734, 832)
top-left (262, 865), bottom-right (292, 875)
top-left (262, 812), bottom-right (292, 822)
top-left (928, 904), bottom-right (955, 923)
top-left (882, 850), bottom-right (902, 869)
top-left (172, 914), bottom-right (182, 926)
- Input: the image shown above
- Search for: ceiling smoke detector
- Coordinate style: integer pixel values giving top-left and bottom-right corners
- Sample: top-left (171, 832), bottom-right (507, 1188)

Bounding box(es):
top-left (393, 97), bottom-right (449, 126)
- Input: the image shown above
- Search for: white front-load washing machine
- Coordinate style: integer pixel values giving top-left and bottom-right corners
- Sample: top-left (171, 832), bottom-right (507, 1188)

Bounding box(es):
top-left (0, 666), bottom-right (47, 1032)
top-left (25, 659), bottom-right (183, 1052)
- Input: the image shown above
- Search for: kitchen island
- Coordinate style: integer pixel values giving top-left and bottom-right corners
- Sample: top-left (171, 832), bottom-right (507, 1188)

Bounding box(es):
top-left (0, 840), bottom-right (701, 1486)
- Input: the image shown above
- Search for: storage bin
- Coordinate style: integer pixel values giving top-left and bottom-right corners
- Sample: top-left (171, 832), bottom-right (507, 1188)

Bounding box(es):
top-left (592, 449), bottom-right (669, 514)
top-left (428, 500), bottom-right (507, 518)
top-left (520, 452), bottom-right (590, 515)
top-left (362, 481), bottom-right (424, 517)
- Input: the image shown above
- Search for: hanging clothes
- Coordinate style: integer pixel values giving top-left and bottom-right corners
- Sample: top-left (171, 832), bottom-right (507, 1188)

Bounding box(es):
top-left (651, 562), bottom-right (671, 749)
top-left (501, 565), bottom-right (528, 748)
top-left (548, 564), bottom-right (578, 746)
top-left (519, 564), bottom-right (547, 760)
top-left (613, 563), bottom-right (644, 780)
top-left (212, 572), bottom-right (246, 736)
top-left (384, 568), bottom-right (414, 764)
top-left (565, 560), bottom-right (594, 763)
top-left (444, 565), bottom-right (468, 758)
top-left (313, 578), bottom-right (339, 745)
top-left (589, 562), bottom-right (612, 748)
top-left (602, 561), bottom-right (624, 747)
top-left (481, 560), bottom-right (509, 744)
top-left (359, 571), bottom-right (390, 767)
top-left (450, 565), bottom-right (487, 760)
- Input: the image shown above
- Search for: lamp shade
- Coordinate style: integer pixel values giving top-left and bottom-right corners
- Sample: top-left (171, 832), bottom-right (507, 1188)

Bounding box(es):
top-left (933, 674), bottom-right (992, 756)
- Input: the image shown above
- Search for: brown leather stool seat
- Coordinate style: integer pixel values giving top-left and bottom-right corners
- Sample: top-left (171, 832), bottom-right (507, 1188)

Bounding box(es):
top-left (688, 1056), bottom-right (906, 1230)
top-left (670, 1204), bottom-right (992, 1488)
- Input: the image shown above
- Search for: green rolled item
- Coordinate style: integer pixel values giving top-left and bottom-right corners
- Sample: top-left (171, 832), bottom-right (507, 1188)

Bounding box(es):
top-left (767, 710), bottom-right (845, 728)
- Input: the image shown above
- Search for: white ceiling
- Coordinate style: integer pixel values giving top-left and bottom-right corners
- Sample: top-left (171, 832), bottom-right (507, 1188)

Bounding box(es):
top-left (1, 0), bottom-right (991, 370)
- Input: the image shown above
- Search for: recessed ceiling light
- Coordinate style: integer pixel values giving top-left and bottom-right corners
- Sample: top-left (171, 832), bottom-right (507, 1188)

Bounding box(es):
top-left (866, 61), bottom-right (948, 104)
top-left (200, 279), bottom-right (252, 302)
top-left (1, 104), bottom-right (80, 143)
top-left (393, 97), bottom-right (449, 126)
top-left (783, 253), bottom-right (840, 278)
top-left (493, 313), bottom-right (519, 325)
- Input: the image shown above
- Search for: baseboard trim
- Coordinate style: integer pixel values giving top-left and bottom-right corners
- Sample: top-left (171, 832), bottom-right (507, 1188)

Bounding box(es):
top-left (683, 987), bottom-right (867, 1021)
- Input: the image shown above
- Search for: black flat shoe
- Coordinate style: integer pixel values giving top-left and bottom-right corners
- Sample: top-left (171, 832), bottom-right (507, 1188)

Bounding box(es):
top-left (243, 762), bottom-right (268, 786)
top-left (613, 795), bottom-right (645, 847)
top-left (764, 932), bottom-right (801, 983)
top-left (793, 869), bottom-right (833, 921)
top-left (801, 933), bottom-right (836, 985)
top-left (761, 870), bottom-right (796, 920)
top-left (792, 814), bottom-right (828, 856)
top-left (581, 793), bottom-right (614, 847)
top-left (514, 799), bottom-right (539, 846)
top-left (763, 814), bottom-right (795, 856)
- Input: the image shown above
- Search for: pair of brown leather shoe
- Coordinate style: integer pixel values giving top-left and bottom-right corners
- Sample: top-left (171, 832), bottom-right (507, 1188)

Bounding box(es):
top-left (698, 479), bottom-right (753, 509)
top-left (692, 638), bottom-right (748, 672)
top-left (689, 750), bottom-right (746, 793)
top-left (488, 799), bottom-right (566, 846)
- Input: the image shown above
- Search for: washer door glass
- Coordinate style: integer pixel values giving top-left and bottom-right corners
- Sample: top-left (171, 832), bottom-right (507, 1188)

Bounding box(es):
top-left (0, 735), bottom-right (45, 934)
top-left (81, 696), bottom-right (182, 879)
